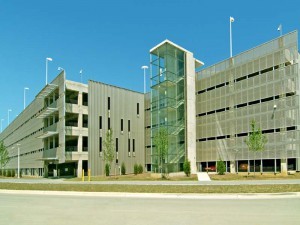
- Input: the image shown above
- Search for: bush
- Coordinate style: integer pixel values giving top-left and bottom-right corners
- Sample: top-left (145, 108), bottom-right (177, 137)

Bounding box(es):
top-left (138, 164), bottom-right (143, 174)
top-left (134, 163), bottom-right (138, 175)
top-left (0, 169), bottom-right (2, 176)
top-left (11, 170), bottom-right (15, 177)
top-left (121, 162), bottom-right (126, 175)
top-left (6, 170), bottom-right (11, 177)
top-left (183, 160), bottom-right (191, 177)
top-left (105, 163), bottom-right (110, 176)
top-left (217, 160), bottom-right (226, 175)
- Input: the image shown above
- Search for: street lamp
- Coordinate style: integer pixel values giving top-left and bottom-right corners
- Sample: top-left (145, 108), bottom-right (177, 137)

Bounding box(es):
top-left (8, 109), bottom-right (12, 125)
top-left (141, 65), bottom-right (149, 93)
top-left (46, 57), bottom-right (53, 85)
top-left (58, 67), bottom-right (64, 71)
top-left (79, 69), bottom-right (83, 83)
top-left (24, 87), bottom-right (29, 110)
top-left (0, 119), bottom-right (4, 132)
top-left (12, 143), bottom-right (21, 178)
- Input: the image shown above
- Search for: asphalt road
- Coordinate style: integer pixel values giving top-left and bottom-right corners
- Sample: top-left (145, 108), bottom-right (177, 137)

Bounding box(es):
top-left (1, 192), bottom-right (299, 225)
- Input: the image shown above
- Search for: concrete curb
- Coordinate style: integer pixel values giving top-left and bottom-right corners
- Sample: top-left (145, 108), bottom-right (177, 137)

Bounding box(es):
top-left (1, 189), bottom-right (300, 200)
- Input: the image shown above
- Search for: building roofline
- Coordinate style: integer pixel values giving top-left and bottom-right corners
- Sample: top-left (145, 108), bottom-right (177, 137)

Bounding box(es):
top-left (198, 30), bottom-right (298, 73)
top-left (89, 80), bottom-right (144, 95)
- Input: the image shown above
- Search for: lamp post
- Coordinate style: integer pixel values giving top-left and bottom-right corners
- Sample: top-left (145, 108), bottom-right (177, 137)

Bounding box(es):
top-left (46, 57), bottom-right (53, 85)
top-left (141, 66), bottom-right (149, 93)
top-left (24, 87), bottom-right (29, 110)
top-left (0, 119), bottom-right (4, 132)
top-left (79, 69), bottom-right (83, 83)
top-left (8, 109), bottom-right (12, 125)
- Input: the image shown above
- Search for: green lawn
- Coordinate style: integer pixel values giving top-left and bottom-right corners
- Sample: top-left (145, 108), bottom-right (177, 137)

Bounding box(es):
top-left (0, 182), bottom-right (300, 193)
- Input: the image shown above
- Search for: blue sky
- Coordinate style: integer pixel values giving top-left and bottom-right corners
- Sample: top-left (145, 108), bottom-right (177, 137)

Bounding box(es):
top-left (1, 0), bottom-right (300, 130)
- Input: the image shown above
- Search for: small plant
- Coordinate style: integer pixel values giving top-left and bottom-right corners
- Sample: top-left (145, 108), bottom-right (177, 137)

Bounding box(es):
top-left (217, 160), bottom-right (226, 175)
top-left (138, 164), bottom-right (143, 174)
top-left (6, 170), bottom-right (11, 177)
top-left (105, 163), bottom-right (110, 176)
top-left (121, 162), bottom-right (126, 175)
top-left (183, 160), bottom-right (191, 177)
top-left (134, 163), bottom-right (138, 175)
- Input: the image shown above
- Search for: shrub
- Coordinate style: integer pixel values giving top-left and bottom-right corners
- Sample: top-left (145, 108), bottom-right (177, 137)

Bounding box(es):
top-left (105, 163), bottom-right (110, 176)
top-left (121, 162), bottom-right (126, 175)
top-left (183, 160), bottom-right (191, 177)
top-left (138, 164), bottom-right (143, 174)
top-left (6, 170), bottom-right (11, 177)
top-left (11, 170), bottom-right (15, 177)
top-left (217, 160), bottom-right (226, 175)
top-left (134, 163), bottom-right (138, 175)
top-left (0, 169), bottom-right (2, 176)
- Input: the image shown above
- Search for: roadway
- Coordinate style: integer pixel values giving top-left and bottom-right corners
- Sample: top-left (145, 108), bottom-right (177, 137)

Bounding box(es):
top-left (0, 191), bottom-right (299, 225)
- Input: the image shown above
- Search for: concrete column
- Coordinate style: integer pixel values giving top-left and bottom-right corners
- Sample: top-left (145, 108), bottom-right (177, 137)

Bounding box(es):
top-left (230, 161), bottom-right (236, 173)
top-left (281, 158), bottom-right (287, 174)
top-left (78, 91), bottom-right (83, 153)
top-left (185, 52), bottom-right (197, 174)
top-left (77, 160), bottom-right (83, 178)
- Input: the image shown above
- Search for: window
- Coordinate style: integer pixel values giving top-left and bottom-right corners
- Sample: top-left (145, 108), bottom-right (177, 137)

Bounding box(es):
top-left (108, 118), bottom-right (111, 130)
top-left (116, 138), bottom-right (118, 152)
top-left (121, 119), bottom-right (123, 132)
top-left (133, 139), bottom-right (135, 152)
top-left (128, 120), bottom-right (130, 132)
top-left (137, 103), bottom-right (139, 115)
top-left (99, 116), bottom-right (102, 129)
top-left (128, 139), bottom-right (130, 152)
top-left (99, 137), bottom-right (102, 153)
top-left (108, 97), bottom-right (110, 110)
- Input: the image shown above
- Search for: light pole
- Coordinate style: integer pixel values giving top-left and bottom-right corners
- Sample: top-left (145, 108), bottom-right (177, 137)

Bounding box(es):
top-left (79, 69), bottom-right (83, 83)
top-left (0, 119), bottom-right (4, 132)
top-left (8, 109), bottom-right (12, 125)
top-left (141, 66), bottom-right (149, 93)
top-left (229, 16), bottom-right (235, 58)
top-left (24, 87), bottom-right (29, 110)
top-left (46, 57), bottom-right (53, 85)
top-left (12, 143), bottom-right (21, 178)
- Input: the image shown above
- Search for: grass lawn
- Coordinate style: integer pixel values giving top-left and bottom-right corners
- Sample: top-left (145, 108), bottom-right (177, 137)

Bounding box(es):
top-left (210, 172), bottom-right (300, 180)
top-left (0, 182), bottom-right (300, 193)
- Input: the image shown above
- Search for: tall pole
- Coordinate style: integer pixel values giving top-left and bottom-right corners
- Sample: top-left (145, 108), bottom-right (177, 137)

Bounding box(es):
top-left (278, 24), bottom-right (282, 36)
top-left (24, 87), bottom-right (29, 110)
top-left (230, 16), bottom-right (234, 58)
top-left (8, 109), bottom-right (12, 125)
top-left (80, 69), bottom-right (83, 83)
top-left (46, 57), bottom-right (53, 85)
top-left (141, 66), bottom-right (149, 93)
top-left (0, 119), bottom-right (4, 132)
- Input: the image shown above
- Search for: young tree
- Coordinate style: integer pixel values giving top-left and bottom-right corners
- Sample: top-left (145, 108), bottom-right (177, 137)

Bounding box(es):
top-left (153, 128), bottom-right (168, 174)
top-left (103, 129), bottom-right (114, 176)
top-left (0, 141), bottom-right (9, 170)
top-left (245, 120), bottom-right (267, 176)
top-left (217, 160), bottom-right (226, 175)
top-left (183, 160), bottom-right (191, 177)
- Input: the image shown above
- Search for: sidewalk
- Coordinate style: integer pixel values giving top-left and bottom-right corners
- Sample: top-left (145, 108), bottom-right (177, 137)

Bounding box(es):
top-left (1, 189), bottom-right (300, 200)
